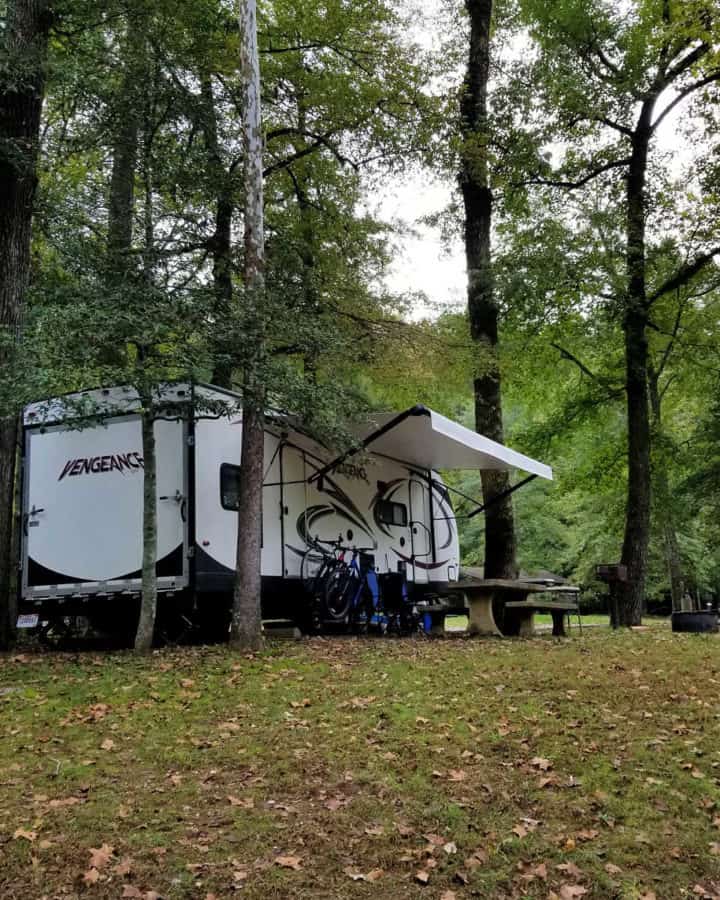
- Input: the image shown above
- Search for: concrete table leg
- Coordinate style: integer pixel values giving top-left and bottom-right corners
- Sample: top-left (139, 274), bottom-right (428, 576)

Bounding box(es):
top-left (551, 610), bottom-right (567, 637)
top-left (502, 606), bottom-right (535, 637)
top-left (466, 592), bottom-right (502, 637)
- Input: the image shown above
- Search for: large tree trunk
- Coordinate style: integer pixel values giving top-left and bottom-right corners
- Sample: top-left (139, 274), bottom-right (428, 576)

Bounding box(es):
top-left (135, 401), bottom-right (158, 652)
top-left (648, 365), bottom-right (686, 612)
top-left (611, 124), bottom-right (653, 626)
top-left (0, 0), bottom-right (52, 651)
top-left (460, 0), bottom-right (517, 579)
top-left (230, 0), bottom-right (265, 651)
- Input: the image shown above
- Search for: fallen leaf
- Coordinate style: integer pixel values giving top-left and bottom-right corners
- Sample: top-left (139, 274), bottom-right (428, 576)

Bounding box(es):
top-left (424, 833), bottom-right (446, 847)
top-left (228, 795), bottom-right (254, 809)
top-left (443, 841), bottom-right (458, 855)
top-left (576, 829), bottom-right (599, 842)
top-left (83, 868), bottom-right (100, 885)
top-left (415, 869), bottom-right (430, 884)
top-left (557, 862), bottom-right (584, 879)
top-left (121, 888), bottom-right (143, 899)
top-left (465, 849), bottom-right (488, 868)
top-left (559, 886), bottom-right (587, 899)
top-left (13, 828), bottom-right (37, 842)
top-left (275, 855), bottom-right (302, 870)
top-left (48, 796), bottom-right (81, 808)
top-left (89, 843), bottom-right (114, 869)
top-left (448, 769), bottom-right (467, 782)
top-left (605, 862), bottom-right (622, 875)
top-left (114, 857), bottom-right (133, 876)
top-left (100, 738), bottom-right (115, 751)
top-left (364, 825), bottom-right (384, 836)
top-left (530, 756), bottom-right (553, 771)
top-left (441, 892), bottom-right (457, 900)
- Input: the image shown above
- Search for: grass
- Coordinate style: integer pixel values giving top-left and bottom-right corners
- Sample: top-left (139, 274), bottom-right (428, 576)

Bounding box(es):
top-left (1, 627), bottom-right (720, 898)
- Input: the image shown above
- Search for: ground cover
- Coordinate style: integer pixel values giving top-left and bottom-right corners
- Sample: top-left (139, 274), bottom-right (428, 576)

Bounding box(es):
top-left (1, 628), bottom-right (719, 899)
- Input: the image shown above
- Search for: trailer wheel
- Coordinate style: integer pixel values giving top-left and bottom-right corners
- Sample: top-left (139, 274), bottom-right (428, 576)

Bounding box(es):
top-left (37, 616), bottom-right (90, 649)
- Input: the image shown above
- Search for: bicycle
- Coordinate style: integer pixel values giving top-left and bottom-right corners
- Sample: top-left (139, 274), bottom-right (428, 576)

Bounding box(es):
top-left (321, 548), bottom-right (383, 632)
top-left (299, 536), bottom-right (348, 630)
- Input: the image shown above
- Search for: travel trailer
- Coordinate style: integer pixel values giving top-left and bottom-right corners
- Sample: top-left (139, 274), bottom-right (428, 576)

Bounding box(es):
top-left (17, 383), bottom-right (552, 640)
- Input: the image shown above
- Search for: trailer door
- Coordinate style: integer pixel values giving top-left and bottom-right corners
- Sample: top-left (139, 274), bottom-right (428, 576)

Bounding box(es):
top-left (408, 478), bottom-right (431, 584)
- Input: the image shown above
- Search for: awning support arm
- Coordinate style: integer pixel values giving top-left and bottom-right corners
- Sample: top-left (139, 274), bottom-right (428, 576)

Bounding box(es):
top-left (465, 474), bottom-right (538, 519)
top-left (307, 405), bottom-right (429, 487)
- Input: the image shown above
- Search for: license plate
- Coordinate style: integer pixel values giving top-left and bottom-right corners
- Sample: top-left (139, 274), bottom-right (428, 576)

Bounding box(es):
top-left (16, 614), bottom-right (39, 629)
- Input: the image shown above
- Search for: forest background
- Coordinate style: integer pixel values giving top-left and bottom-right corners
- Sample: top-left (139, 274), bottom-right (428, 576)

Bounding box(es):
top-left (2, 0), bottom-right (720, 632)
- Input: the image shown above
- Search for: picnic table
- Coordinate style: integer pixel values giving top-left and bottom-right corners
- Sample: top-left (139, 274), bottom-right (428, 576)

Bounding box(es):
top-left (443, 578), bottom-right (549, 636)
top-left (442, 578), bottom-right (581, 637)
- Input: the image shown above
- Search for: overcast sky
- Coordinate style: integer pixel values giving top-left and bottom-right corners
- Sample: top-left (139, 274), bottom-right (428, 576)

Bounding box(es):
top-left (369, 0), bottom-right (702, 322)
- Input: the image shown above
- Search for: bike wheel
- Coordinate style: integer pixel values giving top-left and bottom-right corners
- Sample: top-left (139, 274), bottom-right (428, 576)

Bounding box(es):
top-left (323, 566), bottom-right (355, 622)
top-left (300, 549), bottom-right (326, 595)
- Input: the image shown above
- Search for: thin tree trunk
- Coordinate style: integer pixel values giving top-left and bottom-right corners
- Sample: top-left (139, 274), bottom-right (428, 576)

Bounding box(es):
top-left (460, 0), bottom-right (517, 579)
top-left (648, 365), bottom-right (686, 611)
top-left (135, 401), bottom-right (158, 652)
top-left (200, 75), bottom-right (235, 389)
top-left (105, 12), bottom-right (141, 369)
top-left (0, 0), bottom-right (52, 650)
top-left (611, 120), bottom-right (654, 627)
top-left (230, 0), bottom-right (265, 651)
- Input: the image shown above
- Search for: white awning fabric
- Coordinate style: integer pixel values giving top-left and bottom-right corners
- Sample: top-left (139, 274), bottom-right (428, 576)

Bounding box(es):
top-left (357, 406), bottom-right (553, 480)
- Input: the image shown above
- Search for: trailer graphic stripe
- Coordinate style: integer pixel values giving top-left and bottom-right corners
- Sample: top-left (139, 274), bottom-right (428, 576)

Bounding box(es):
top-left (27, 543), bottom-right (184, 588)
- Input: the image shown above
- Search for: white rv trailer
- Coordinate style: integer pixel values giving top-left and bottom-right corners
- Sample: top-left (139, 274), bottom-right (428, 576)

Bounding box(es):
top-left (18, 383), bottom-right (552, 638)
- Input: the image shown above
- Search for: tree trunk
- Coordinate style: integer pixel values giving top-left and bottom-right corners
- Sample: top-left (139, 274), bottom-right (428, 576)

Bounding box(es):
top-left (200, 75), bottom-right (235, 389)
top-left (648, 365), bottom-right (686, 612)
top-left (230, 0), bottom-right (265, 651)
top-left (611, 123), bottom-right (653, 627)
top-left (105, 11), bottom-right (141, 363)
top-left (231, 402), bottom-right (265, 648)
top-left (135, 402), bottom-right (158, 652)
top-left (460, 0), bottom-right (517, 579)
top-left (0, 0), bottom-right (52, 650)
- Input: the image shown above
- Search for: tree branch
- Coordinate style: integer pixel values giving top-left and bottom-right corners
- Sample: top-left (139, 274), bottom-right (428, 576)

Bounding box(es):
top-left (519, 157), bottom-right (632, 190)
top-left (651, 69), bottom-right (720, 131)
top-left (663, 41), bottom-right (710, 84)
top-left (551, 343), bottom-right (601, 381)
top-left (647, 247), bottom-right (720, 305)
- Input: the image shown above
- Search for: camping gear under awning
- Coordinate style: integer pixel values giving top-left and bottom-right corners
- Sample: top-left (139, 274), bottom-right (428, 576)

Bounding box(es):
top-left (311, 405), bottom-right (552, 484)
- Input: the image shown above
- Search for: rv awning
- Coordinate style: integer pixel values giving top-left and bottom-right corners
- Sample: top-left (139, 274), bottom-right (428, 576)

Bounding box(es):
top-left (352, 405), bottom-right (553, 480)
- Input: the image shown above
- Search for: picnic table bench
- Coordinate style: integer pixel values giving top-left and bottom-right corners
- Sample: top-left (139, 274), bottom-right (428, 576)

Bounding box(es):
top-left (505, 599), bottom-right (580, 637)
top-left (442, 578), bottom-right (581, 638)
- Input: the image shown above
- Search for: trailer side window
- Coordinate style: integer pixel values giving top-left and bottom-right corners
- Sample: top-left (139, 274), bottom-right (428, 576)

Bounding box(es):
top-left (377, 499), bottom-right (408, 527)
top-left (220, 463), bottom-right (241, 511)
